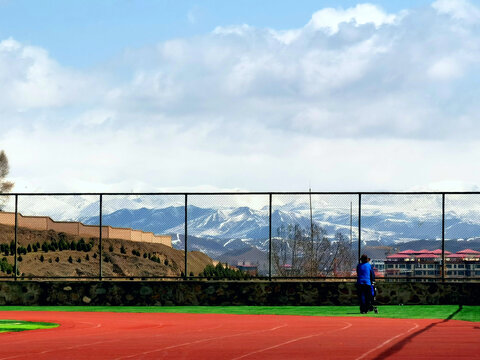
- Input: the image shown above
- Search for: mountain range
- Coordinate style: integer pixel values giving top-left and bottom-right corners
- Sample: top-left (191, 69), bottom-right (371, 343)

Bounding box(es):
top-left (80, 204), bottom-right (480, 261)
top-left (7, 194), bottom-right (480, 262)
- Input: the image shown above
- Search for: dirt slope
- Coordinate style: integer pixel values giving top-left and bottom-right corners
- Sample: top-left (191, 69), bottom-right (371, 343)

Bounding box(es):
top-left (0, 224), bottom-right (213, 278)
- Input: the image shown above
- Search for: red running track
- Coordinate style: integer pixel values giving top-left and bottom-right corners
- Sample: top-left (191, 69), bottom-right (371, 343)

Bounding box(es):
top-left (0, 311), bottom-right (479, 360)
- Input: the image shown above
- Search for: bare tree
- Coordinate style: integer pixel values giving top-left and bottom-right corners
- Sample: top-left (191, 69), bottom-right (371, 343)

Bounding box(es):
top-left (0, 150), bottom-right (14, 210)
top-left (272, 224), bottom-right (306, 276)
top-left (273, 222), bottom-right (357, 277)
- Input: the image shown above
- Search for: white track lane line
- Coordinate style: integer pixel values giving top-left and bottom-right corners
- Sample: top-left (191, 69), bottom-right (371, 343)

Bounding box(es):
top-left (230, 321), bottom-right (353, 360)
top-left (0, 323), bottom-right (164, 360)
top-left (114, 323), bottom-right (289, 360)
top-left (0, 322), bottom-right (226, 360)
top-left (354, 322), bottom-right (420, 360)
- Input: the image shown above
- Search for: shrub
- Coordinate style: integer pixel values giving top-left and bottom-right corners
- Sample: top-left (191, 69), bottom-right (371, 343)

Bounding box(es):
top-left (93, 253), bottom-right (97, 259)
top-left (51, 240), bottom-right (58, 250)
top-left (40, 255), bottom-right (44, 262)
top-left (189, 271), bottom-right (194, 277)
top-left (120, 245), bottom-right (126, 254)
top-left (55, 257), bottom-right (59, 263)
top-left (17, 246), bottom-right (27, 255)
top-left (85, 254), bottom-right (90, 261)
top-left (143, 253), bottom-right (147, 258)
top-left (41, 242), bottom-right (49, 253)
top-left (48, 258), bottom-right (52, 263)
top-left (0, 257), bottom-right (13, 273)
top-left (58, 238), bottom-right (69, 251)
top-left (27, 244), bottom-right (32, 253)
top-left (70, 240), bottom-right (76, 251)
top-left (109, 244), bottom-right (114, 252)
top-left (68, 256), bottom-right (73, 263)
top-left (77, 258), bottom-right (81, 263)
top-left (17, 255), bottom-right (22, 262)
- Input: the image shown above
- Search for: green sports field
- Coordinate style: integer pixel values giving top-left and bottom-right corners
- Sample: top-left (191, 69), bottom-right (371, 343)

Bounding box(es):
top-left (0, 319), bottom-right (58, 333)
top-left (1, 305), bottom-right (479, 324)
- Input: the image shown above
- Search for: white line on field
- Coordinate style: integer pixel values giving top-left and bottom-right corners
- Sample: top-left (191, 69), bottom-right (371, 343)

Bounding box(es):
top-left (354, 322), bottom-right (420, 360)
top-left (230, 321), bottom-right (353, 360)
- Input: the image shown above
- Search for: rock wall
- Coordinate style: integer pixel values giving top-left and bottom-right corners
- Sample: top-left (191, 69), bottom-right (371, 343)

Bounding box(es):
top-left (0, 281), bottom-right (479, 306)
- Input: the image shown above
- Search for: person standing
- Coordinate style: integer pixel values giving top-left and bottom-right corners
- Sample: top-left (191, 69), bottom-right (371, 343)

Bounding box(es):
top-left (356, 254), bottom-right (375, 314)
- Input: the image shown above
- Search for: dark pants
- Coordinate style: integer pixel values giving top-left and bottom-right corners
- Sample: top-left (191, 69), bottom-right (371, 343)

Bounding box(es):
top-left (357, 284), bottom-right (373, 313)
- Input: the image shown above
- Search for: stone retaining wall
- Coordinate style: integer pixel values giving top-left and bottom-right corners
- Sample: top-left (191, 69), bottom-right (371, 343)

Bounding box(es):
top-left (0, 281), bottom-right (479, 306)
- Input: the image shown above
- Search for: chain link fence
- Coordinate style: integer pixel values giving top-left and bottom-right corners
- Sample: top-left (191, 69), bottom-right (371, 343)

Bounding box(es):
top-left (0, 192), bottom-right (480, 281)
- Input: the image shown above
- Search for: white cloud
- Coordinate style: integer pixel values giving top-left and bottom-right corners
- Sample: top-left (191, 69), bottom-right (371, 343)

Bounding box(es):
top-left (0, 38), bottom-right (101, 111)
top-left (307, 4), bottom-right (399, 34)
top-left (427, 57), bottom-right (463, 80)
top-left (432, 0), bottom-right (480, 23)
top-left (3, 2), bottom-right (480, 192)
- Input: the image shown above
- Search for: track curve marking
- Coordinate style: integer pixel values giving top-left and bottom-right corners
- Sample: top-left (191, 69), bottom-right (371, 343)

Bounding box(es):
top-left (0, 311), bottom-right (478, 359)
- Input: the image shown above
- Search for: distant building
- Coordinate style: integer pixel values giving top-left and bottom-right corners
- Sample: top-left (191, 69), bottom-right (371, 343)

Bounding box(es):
top-left (237, 261), bottom-right (258, 276)
top-left (384, 248), bottom-right (480, 280)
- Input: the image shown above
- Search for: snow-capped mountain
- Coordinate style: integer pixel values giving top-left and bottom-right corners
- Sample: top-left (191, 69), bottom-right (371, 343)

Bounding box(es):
top-left (11, 194), bottom-right (480, 259)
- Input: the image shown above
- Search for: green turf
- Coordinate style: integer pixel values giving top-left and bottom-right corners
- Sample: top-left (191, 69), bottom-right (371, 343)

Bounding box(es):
top-left (1, 305), bottom-right (479, 322)
top-left (0, 320), bottom-right (58, 333)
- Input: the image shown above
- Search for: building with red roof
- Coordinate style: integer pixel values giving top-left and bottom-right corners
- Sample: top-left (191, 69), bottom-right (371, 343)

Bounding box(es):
top-left (384, 248), bottom-right (480, 280)
top-left (457, 249), bottom-right (480, 255)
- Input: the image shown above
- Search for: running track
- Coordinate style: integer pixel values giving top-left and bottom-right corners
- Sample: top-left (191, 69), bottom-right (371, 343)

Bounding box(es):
top-left (0, 311), bottom-right (479, 359)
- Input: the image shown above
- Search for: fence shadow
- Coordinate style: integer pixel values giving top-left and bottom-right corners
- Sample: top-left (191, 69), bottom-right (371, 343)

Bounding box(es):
top-left (371, 305), bottom-right (463, 360)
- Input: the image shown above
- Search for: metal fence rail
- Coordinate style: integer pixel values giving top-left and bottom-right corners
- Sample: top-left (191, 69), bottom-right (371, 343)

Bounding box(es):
top-left (0, 192), bottom-right (480, 281)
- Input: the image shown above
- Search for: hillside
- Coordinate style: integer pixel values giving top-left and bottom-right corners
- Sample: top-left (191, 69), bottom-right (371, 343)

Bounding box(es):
top-left (0, 224), bottom-right (213, 278)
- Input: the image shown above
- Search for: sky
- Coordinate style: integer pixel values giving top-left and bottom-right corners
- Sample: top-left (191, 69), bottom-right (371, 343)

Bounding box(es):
top-left (1, 0), bottom-right (480, 193)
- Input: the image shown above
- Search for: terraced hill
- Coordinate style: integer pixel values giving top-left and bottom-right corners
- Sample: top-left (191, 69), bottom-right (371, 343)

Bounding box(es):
top-left (0, 224), bottom-right (212, 278)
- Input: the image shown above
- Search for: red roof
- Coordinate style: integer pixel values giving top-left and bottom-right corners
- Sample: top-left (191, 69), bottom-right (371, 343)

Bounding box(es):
top-left (398, 249), bottom-right (417, 254)
top-left (415, 254), bottom-right (439, 258)
top-left (387, 254), bottom-right (411, 259)
top-left (446, 254), bottom-right (466, 258)
top-left (431, 249), bottom-right (451, 255)
top-left (418, 249), bottom-right (433, 254)
top-left (456, 249), bottom-right (480, 254)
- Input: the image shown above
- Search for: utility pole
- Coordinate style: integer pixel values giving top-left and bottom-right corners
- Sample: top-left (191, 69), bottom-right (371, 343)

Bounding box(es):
top-left (350, 201), bottom-right (353, 245)
top-left (309, 188), bottom-right (314, 275)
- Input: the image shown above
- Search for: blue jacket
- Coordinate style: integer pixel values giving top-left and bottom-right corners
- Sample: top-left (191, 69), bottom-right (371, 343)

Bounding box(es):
top-left (356, 262), bottom-right (375, 285)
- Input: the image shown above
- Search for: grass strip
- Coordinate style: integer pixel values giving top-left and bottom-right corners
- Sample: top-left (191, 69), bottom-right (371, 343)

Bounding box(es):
top-left (0, 320), bottom-right (58, 333)
top-left (0, 305), bottom-right (479, 322)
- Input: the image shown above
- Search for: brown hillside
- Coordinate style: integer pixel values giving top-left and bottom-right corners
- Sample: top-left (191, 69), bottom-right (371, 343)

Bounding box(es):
top-left (0, 224), bottom-right (213, 278)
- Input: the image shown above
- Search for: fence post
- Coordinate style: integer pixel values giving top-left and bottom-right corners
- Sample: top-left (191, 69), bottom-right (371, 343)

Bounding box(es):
top-left (442, 193), bottom-right (445, 282)
top-left (358, 193), bottom-right (362, 261)
top-left (14, 195), bottom-right (18, 281)
top-left (184, 194), bottom-right (188, 280)
top-left (99, 194), bottom-right (103, 281)
top-left (269, 193), bottom-right (272, 281)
